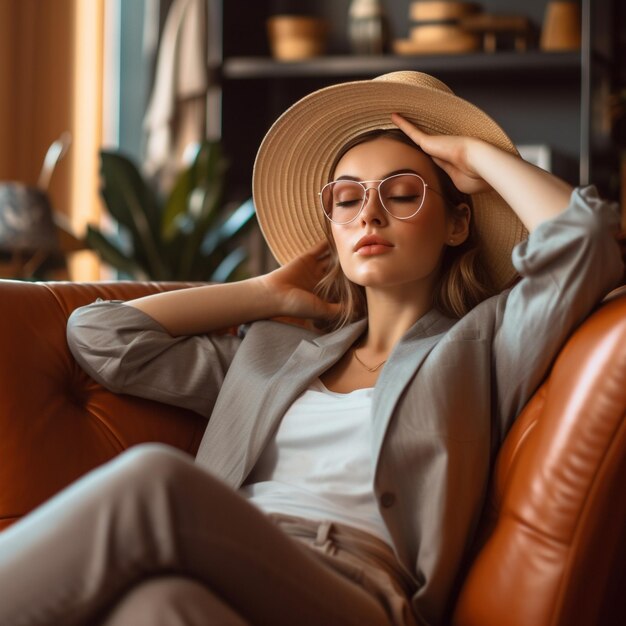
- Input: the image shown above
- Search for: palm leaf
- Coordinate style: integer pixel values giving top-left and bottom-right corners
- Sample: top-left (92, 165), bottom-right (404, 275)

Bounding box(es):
top-left (201, 199), bottom-right (256, 257)
top-left (161, 166), bottom-right (194, 240)
top-left (85, 225), bottom-right (143, 278)
top-left (162, 141), bottom-right (228, 240)
top-left (100, 152), bottom-right (169, 278)
top-left (176, 184), bottom-right (224, 279)
top-left (89, 143), bottom-right (248, 283)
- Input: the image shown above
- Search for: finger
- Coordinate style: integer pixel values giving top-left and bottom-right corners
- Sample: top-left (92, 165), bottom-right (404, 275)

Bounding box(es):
top-left (431, 156), bottom-right (454, 172)
top-left (316, 249), bottom-right (330, 261)
top-left (431, 158), bottom-right (465, 186)
top-left (391, 114), bottom-right (450, 163)
top-left (306, 239), bottom-right (327, 254)
top-left (390, 113), bottom-right (426, 144)
top-left (317, 301), bottom-right (342, 320)
top-left (306, 240), bottom-right (331, 261)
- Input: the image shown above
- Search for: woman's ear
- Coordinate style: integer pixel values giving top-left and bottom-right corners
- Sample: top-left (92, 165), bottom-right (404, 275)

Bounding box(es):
top-left (447, 202), bottom-right (471, 246)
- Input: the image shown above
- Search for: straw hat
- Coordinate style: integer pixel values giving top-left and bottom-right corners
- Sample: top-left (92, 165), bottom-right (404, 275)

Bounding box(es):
top-left (252, 71), bottom-right (528, 291)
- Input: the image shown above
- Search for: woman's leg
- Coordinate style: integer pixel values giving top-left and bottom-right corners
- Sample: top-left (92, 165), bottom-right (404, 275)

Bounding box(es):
top-left (99, 576), bottom-right (249, 626)
top-left (0, 444), bottom-right (390, 626)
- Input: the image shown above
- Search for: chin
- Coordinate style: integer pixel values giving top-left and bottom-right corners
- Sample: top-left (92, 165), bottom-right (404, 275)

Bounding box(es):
top-left (347, 267), bottom-right (437, 292)
top-left (349, 273), bottom-right (407, 288)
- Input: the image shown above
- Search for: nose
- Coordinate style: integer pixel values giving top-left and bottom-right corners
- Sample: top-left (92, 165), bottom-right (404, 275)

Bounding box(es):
top-left (359, 186), bottom-right (388, 226)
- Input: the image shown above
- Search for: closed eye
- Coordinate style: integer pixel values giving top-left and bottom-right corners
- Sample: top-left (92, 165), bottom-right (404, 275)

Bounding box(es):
top-left (388, 195), bottom-right (419, 202)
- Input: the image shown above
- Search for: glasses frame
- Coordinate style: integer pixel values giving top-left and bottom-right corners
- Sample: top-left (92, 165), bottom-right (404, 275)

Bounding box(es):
top-left (318, 173), bottom-right (447, 225)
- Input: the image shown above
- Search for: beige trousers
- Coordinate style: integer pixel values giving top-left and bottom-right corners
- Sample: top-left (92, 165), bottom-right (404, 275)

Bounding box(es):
top-left (0, 444), bottom-right (417, 626)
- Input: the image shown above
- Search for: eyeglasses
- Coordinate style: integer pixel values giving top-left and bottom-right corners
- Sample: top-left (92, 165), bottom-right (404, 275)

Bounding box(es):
top-left (319, 173), bottom-right (445, 225)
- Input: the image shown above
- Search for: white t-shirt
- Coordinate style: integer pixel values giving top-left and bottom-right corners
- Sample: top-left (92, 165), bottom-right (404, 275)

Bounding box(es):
top-left (239, 377), bottom-right (393, 545)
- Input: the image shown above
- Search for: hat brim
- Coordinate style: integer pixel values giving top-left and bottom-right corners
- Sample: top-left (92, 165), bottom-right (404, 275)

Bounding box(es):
top-left (252, 76), bottom-right (528, 291)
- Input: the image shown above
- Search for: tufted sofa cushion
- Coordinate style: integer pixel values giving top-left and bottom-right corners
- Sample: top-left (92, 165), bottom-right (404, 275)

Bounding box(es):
top-left (0, 280), bottom-right (210, 531)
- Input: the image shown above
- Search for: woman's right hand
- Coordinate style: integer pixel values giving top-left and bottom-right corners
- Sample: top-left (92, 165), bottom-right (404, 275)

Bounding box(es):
top-left (391, 113), bottom-right (492, 195)
top-left (259, 241), bottom-right (342, 321)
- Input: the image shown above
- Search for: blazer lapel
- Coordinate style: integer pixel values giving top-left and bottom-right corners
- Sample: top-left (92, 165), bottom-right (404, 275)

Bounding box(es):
top-left (371, 309), bottom-right (454, 464)
top-left (198, 319), bottom-right (367, 488)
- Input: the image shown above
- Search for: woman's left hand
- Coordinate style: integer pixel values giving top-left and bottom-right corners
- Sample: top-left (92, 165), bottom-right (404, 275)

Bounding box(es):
top-left (391, 112), bottom-right (574, 233)
top-left (391, 113), bottom-right (492, 195)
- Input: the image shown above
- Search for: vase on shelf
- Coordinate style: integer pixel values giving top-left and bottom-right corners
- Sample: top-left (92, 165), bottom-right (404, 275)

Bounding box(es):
top-left (540, 1), bottom-right (581, 51)
top-left (348, 0), bottom-right (389, 55)
top-left (267, 15), bottom-right (329, 61)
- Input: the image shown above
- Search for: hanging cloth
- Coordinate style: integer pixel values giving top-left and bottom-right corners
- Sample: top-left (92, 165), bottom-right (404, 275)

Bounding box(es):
top-left (143, 0), bottom-right (207, 184)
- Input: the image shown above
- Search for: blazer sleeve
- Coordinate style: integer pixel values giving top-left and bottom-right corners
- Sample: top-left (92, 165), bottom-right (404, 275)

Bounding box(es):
top-left (66, 300), bottom-right (242, 419)
top-left (492, 185), bottom-right (624, 439)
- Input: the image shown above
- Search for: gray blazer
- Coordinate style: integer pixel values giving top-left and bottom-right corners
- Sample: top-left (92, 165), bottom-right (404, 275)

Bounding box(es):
top-left (67, 187), bottom-right (623, 626)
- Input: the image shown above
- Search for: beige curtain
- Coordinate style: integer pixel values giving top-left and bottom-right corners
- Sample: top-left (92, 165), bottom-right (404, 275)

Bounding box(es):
top-left (0, 0), bottom-right (104, 280)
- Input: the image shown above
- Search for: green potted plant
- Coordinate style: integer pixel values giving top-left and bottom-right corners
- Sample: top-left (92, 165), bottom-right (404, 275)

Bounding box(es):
top-left (86, 141), bottom-right (256, 281)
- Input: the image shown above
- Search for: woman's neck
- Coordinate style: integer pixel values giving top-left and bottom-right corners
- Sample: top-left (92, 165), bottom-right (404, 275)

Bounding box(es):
top-left (362, 285), bottom-right (434, 354)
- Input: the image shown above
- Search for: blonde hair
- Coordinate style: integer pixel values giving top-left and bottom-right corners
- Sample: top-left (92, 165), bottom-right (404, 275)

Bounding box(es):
top-left (315, 129), bottom-right (497, 330)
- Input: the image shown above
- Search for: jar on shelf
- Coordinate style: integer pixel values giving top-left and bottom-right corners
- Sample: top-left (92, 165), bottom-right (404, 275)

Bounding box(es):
top-left (540, 1), bottom-right (581, 51)
top-left (267, 15), bottom-right (329, 61)
top-left (348, 0), bottom-right (389, 55)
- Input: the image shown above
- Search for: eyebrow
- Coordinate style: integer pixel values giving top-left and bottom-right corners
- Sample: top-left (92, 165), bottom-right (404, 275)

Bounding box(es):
top-left (335, 168), bottom-right (422, 181)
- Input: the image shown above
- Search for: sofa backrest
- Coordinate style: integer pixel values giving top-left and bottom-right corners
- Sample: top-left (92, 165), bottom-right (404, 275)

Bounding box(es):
top-left (453, 286), bottom-right (626, 626)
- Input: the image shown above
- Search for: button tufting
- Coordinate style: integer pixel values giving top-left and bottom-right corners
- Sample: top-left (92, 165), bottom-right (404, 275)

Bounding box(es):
top-left (380, 492), bottom-right (396, 508)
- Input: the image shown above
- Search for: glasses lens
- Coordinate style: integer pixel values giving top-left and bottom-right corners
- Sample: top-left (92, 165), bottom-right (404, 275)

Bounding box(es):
top-left (321, 180), bottom-right (364, 224)
top-left (380, 175), bottom-right (425, 218)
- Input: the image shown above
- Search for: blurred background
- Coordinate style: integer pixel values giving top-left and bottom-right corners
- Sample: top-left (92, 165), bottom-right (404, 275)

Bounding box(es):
top-left (0, 0), bottom-right (624, 282)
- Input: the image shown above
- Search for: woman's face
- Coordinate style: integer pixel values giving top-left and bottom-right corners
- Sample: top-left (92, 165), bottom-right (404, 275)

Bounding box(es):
top-left (329, 136), bottom-right (467, 294)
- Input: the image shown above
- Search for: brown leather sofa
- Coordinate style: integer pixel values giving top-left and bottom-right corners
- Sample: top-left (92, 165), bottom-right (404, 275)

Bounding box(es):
top-left (0, 278), bottom-right (624, 626)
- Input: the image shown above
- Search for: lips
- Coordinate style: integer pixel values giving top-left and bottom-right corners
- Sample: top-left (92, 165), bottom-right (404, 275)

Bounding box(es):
top-left (354, 234), bottom-right (394, 253)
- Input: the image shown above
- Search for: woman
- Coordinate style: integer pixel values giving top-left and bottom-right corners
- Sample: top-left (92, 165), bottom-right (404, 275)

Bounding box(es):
top-left (0, 72), bottom-right (622, 626)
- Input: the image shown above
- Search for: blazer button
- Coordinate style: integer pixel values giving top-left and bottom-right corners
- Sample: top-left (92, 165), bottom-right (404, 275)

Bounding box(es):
top-left (380, 492), bottom-right (395, 508)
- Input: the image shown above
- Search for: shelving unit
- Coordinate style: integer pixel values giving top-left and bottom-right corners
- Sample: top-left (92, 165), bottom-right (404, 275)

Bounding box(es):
top-left (222, 50), bottom-right (581, 80)
top-left (208, 0), bottom-right (623, 213)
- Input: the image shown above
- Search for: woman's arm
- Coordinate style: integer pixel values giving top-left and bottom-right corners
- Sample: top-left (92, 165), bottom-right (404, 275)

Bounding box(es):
top-left (490, 186), bottom-right (623, 435)
top-left (392, 113), bottom-right (623, 438)
top-left (67, 302), bottom-right (242, 417)
top-left (125, 241), bottom-right (340, 336)
top-left (67, 244), bottom-right (339, 413)
top-left (391, 113), bottom-right (574, 232)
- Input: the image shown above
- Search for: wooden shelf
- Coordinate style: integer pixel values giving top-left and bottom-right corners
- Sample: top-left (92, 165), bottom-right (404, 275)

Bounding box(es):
top-left (222, 51), bottom-right (581, 80)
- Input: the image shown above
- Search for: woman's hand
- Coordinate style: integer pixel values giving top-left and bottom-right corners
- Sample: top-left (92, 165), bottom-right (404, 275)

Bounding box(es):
top-left (259, 241), bottom-right (342, 321)
top-left (391, 113), bottom-right (491, 195)
top-left (391, 112), bottom-right (574, 233)
top-left (125, 241), bottom-right (340, 336)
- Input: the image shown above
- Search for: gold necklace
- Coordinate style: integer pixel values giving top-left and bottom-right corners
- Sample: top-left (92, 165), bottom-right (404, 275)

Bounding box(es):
top-left (352, 346), bottom-right (387, 372)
